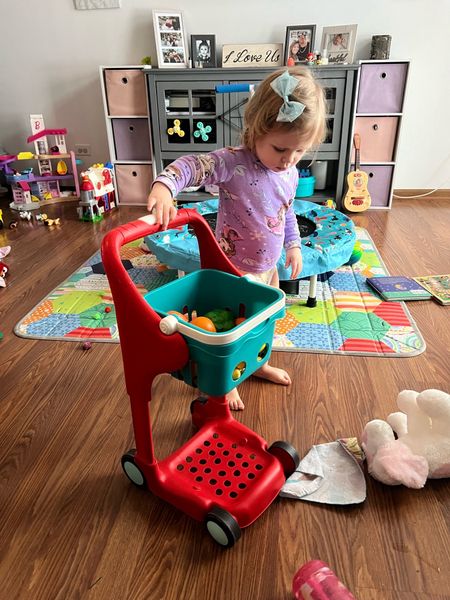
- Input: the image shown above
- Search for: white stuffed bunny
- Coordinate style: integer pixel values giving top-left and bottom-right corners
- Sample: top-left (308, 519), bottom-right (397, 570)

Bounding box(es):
top-left (362, 389), bottom-right (450, 489)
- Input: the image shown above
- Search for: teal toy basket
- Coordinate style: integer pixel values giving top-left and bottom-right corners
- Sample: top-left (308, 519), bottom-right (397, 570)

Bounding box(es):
top-left (296, 175), bottom-right (315, 198)
top-left (145, 270), bottom-right (285, 396)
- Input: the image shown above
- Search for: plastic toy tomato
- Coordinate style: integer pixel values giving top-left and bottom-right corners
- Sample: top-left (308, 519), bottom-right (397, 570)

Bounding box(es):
top-left (190, 316), bottom-right (216, 332)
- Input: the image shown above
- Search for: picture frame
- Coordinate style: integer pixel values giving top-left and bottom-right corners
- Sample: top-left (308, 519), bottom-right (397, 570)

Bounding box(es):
top-left (321, 24), bottom-right (358, 64)
top-left (284, 25), bottom-right (316, 65)
top-left (190, 35), bottom-right (217, 68)
top-left (152, 9), bottom-right (189, 68)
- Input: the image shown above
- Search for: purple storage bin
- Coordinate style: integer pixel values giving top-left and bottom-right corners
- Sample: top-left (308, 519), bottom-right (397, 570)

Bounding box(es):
top-left (352, 165), bottom-right (394, 208)
top-left (357, 63), bottom-right (408, 113)
top-left (112, 118), bottom-right (152, 161)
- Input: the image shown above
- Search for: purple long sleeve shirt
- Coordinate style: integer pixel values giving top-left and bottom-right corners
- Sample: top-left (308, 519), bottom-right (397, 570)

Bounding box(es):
top-left (154, 146), bottom-right (301, 274)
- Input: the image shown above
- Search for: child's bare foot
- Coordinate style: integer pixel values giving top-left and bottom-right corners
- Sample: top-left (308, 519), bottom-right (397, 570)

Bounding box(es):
top-left (254, 362), bottom-right (291, 385)
top-left (226, 387), bottom-right (245, 411)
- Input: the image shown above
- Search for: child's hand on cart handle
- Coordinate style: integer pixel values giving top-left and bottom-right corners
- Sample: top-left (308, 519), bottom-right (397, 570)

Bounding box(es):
top-left (147, 182), bottom-right (178, 230)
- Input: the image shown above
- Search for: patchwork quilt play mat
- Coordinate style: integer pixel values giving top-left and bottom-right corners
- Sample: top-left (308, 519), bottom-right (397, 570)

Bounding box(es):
top-left (15, 241), bottom-right (177, 342)
top-left (15, 229), bottom-right (425, 357)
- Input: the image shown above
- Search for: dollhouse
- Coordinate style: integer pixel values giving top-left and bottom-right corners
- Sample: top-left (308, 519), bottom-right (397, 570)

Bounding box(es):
top-left (77, 163), bottom-right (116, 222)
top-left (5, 114), bottom-right (80, 211)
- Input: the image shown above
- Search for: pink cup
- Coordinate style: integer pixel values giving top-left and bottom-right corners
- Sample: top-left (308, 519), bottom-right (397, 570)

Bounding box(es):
top-left (293, 560), bottom-right (356, 599)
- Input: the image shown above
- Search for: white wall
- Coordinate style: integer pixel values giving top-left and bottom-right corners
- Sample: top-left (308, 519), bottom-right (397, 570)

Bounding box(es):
top-left (1, 0), bottom-right (449, 188)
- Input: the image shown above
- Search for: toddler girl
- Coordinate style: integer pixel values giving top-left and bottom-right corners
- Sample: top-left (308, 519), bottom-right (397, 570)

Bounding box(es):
top-left (148, 66), bottom-right (326, 410)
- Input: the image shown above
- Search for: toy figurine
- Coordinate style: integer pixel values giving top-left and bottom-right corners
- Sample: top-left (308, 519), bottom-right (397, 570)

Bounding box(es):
top-left (44, 218), bottom-right (61, 227)
top-left (306, 52), bottom-right (315, 65)
top-left (0, 245), bottom-right (11, 259)
top-left (0, 261), bottom-right (9, 287)
top-left (19, 210), bottom-right (32, 221)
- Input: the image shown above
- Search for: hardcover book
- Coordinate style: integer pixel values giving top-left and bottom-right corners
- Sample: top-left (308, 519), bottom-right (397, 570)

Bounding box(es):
top-left (366, 276), bottom-right (432, 301)
top-left (413, 275), bottom-right (450, 305)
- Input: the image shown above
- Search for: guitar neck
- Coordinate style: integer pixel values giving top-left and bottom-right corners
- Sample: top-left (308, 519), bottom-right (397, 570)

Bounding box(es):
top-left (355, 147), bottom-right (360, 171)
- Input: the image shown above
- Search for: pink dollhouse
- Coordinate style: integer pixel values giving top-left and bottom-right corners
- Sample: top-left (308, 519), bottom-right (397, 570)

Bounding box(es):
top-left (6, 114), bottom-right (80, 211)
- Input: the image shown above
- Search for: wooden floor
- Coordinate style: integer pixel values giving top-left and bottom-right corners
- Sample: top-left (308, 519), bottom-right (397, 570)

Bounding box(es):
top-left (0, 196), bottom-right (449, 600)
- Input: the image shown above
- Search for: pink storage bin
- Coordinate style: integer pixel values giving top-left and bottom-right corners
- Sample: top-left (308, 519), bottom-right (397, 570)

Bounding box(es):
top-left (353, 116), bottom-right (399, 162)
top-left (105, 69), bottom-right (148, 116)
top-left (115, 164), bottom-right (153, 205)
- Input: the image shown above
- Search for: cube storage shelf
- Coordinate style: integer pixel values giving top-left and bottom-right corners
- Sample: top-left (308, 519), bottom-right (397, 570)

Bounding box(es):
top-left (100, 63), bottom-right (409, 210)
top-left (349, 60), bottom-right (409, 209)
top-left (100, 66), bottom-right (154, 205)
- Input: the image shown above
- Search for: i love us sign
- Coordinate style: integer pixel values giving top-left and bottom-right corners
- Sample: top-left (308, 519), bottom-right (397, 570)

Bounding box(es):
top-left (222, 44), bottom-right (283, 68)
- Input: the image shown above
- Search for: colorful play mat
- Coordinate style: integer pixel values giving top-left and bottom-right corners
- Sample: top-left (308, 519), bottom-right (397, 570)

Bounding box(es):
top-left (15, 228), bottom-right (425, 357)
top-left (15, 241), bottom-right (177, 342)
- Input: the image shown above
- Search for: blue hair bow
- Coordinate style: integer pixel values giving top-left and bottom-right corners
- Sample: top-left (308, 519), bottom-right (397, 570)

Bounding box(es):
top-left (270, 70), bottom-right (305, 122)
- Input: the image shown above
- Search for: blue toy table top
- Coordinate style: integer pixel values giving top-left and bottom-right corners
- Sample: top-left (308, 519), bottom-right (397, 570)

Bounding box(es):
top-left (145, 199), bottom-right (356, 279)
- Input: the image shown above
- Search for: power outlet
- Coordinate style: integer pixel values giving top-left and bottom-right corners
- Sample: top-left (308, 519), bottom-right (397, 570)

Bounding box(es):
top-left (75, 144), bottom-right (91, 156)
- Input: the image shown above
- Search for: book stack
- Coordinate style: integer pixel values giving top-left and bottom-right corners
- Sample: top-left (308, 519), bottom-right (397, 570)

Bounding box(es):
top-left (413, 275), bottom-right (450, 305)
top-left (366, 275), bottom-right (450, 305)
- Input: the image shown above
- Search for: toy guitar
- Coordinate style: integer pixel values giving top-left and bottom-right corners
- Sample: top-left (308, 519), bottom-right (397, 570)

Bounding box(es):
top-left (343, 133), bottom-right (371, 212)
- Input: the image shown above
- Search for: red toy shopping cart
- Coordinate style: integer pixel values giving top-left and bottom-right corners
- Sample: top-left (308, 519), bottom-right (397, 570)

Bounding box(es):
top-left (101, 209), bottom-right (299, 548)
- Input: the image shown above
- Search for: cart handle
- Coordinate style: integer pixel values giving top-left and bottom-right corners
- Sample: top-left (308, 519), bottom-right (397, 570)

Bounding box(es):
top-left (101, 208), bottom-right (241, 345)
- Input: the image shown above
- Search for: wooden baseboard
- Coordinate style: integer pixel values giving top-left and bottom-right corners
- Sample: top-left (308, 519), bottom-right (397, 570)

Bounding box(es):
top-left (394, 188), bottom-right (450, 199)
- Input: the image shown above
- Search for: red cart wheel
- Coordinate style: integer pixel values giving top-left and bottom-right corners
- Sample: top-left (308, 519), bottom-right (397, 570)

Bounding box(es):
top-left (268, 441), bottom-right (300, 478)
top-left (205, 506), bottom-right (241, 548)
top-left (121, 449), bottom-right (147, 489)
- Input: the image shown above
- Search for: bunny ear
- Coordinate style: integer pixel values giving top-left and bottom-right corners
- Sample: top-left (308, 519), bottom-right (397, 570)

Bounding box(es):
top-left (369, 441), bottom-right (429, 488)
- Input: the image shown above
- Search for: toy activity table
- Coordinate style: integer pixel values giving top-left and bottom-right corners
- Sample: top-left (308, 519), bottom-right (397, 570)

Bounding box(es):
top-left (145, 199), bottom-right (356, 306)
top-left (101, 209), bottom-right (299, 547)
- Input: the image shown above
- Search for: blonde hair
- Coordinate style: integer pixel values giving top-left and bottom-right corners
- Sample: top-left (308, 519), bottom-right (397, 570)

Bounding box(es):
top-left (243, 66), bottom-right (327, 152)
